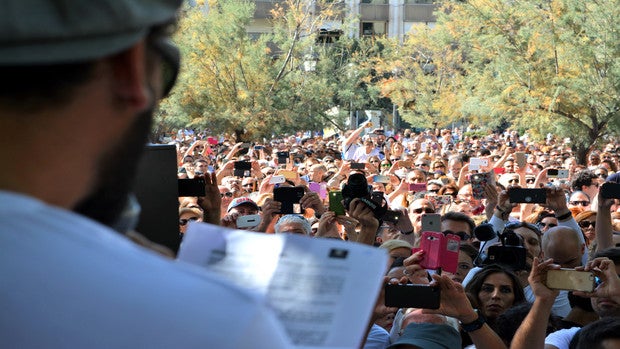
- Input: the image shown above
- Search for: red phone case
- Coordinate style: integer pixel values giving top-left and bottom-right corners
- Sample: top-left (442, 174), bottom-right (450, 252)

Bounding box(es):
top-left (441, 234), bottom-right (461, 274)
top-left (418, 231), bottom-right (444, 270)
top-left (413, 232), bottom-right (461, 273)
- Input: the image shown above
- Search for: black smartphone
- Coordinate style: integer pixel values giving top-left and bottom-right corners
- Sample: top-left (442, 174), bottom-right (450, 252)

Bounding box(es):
top-left (273, 187), bottom-right (305, 214)
top-left (351, 162), bottom-right (366, 170)
top-left (547, 169), bottom-right (559, 177)
top-left (382, 210), bottom-right (402, 224)
top-left (277, 151), bottom-right (289, 165)
top-left (508, 188), bottom-right (546, 204)
top-left (600, 182), bottom-right (620, 199)
top-left (384, 284), bottom-right (440, 309)
top-left (178, 178), bottom-right (205, 197)
top-left (254, 145), bottom-right (264, 150)
top-left (234, 161), bottom-right (252, 177)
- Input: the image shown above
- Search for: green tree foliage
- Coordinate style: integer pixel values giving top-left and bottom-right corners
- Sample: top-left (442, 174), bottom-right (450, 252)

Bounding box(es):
top-left (156, 0), bottom-right (358, 140)
top-left (370, 0), bottom-right (620, 160)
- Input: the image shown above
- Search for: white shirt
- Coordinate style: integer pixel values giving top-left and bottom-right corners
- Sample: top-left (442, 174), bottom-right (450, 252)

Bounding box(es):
top-left (0, 191), bottom-right (290, 348)
top-left (352, 146), bottom-right (382, 162)
top-left (545, 327), bottom-right (580, 349)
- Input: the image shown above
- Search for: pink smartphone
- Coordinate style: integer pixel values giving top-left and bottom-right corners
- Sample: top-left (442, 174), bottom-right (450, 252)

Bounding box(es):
top-left (418, 231), bottom-right (444, 270)
top-left (441, 233), bottom-right (461, 274)
top-left (409, 183), bottom-right (427, 192)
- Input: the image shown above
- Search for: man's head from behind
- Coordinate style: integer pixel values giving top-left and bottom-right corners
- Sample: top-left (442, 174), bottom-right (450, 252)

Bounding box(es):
top-left (1, 0), bottom-right (182, 226)
top-left (542, 226), bottom-right (585, 268)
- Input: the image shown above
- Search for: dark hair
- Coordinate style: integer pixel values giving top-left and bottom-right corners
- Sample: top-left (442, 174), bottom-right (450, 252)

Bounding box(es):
top-left (495, 303), bottom-right (562, 346)
top-left (0, 62), bottom-right (96, 112)
top-left (572, 317), bottom-right (620, 349)
top-left (441, 211), bottom-right (475, 234)
top-left (535, 210), bottom-right (556, 224)
top-left (465, 265), bottom-right (526, 319)
top-left (592, 247), bottom-right (620, 264)
top-left (570, 170), bottom-right (597, 192)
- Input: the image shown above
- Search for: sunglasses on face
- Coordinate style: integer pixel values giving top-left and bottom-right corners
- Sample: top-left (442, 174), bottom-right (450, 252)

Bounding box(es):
top-left (220, 192), bottom-right (233, 198)
top-left (179, 217), bottom-right (199, 226)
top-left (595, 173), bottom-right (608, 178)
top-left (537, 222), bottom-right (557, 229)
top-left (148, 34), bottom-right (180, 98)
top-left (579, 221), bottom-right (596, 229)
top-left (381, 163), bottom-right (391, 168)
top-left (412, 207), bottom-right (435, 214)
top-left (526, 178), bottom-right (535, 184)
top-left (442, 230), bottom-right (471, 241)
top-left (569, 201), bottom-right (590, 207)
top-left (508, 178), bottom-right (520, 184)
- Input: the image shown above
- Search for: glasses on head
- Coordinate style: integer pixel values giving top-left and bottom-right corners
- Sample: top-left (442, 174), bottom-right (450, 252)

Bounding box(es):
top-left (179, 217), bottom-right (199, 226)
top-left (148, 34), bottom-right (180, 98)
top-left (442, 230), bottom-right (471, 241)
top-left (220, 192), bottom-right (233, 198)
top-left (537, 222), bottom-right (557, 229)
top-left (508, 178), bottom-right (520, 184)
top-left (412, 207), bottom-right (435, 214)
top-left (569, 200), bottom-right (590, 207)
top-left (579, 221), bottom-right (596, 229)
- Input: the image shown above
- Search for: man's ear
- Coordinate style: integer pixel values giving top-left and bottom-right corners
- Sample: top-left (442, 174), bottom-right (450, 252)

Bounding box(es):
top-left (108, 42), bottom-right (150, 111)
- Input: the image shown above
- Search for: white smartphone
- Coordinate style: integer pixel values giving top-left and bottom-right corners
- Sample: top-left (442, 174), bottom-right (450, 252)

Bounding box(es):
top-left (269, 175), bottom-right (286, 184)
top-left (236, 214), bottom-right (261, 229)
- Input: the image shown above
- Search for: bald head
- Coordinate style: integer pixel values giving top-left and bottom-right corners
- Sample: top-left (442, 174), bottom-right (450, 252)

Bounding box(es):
top-left (542, 226), bottom-right (585, 268)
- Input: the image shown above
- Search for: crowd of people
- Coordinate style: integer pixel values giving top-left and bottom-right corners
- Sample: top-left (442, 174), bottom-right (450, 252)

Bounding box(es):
top-left (170, 122), bottom-right (620, 348)
top-left (2, 0), bottom-right (620, 348)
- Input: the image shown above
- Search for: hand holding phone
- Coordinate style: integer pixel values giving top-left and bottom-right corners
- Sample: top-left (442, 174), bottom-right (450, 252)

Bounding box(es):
top-left (384, 284), bottom-right (440, 309)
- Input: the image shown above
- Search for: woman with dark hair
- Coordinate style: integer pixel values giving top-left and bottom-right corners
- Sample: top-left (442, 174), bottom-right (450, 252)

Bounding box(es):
top-left (465, 264), bottom-right (526, 325)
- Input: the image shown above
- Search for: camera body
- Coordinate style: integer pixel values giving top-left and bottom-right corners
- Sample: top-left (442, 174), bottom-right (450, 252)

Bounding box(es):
top-left (483, 229), bottom-right (527, 271)
top-left (341, 173), bottom-right (387, 220)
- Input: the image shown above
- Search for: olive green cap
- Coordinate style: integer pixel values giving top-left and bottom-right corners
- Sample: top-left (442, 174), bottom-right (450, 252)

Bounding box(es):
top-left (0, 0), bottom-right (182, 65)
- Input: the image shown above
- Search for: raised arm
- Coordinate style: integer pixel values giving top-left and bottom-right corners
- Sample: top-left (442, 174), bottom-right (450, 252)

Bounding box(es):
top-left (511, 257), bottom-right (560, 349)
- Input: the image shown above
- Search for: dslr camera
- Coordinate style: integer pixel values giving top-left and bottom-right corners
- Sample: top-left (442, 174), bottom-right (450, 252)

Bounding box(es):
top-left (341, 173), bottom-right (388, 220)
top-left (482, 228), bottom-right (527, 271)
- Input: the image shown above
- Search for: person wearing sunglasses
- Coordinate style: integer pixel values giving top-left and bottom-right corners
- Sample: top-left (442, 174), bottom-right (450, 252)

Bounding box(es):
top-left (575, 211), bottom-right (597, 245)
top-left (568, 190), bottom-right (592, 212)
top-left (178, 207), bottom-right (203, 235)
top-left (570, 170), bottom-right (599, 205)
top-left (534, 210), bottom-right (558, 233)
top-left (398, 199), bottom-right (436, 247)
top-left (0, 1), bottom-right (291, 347)
top-left (440, 211), bottom-right (476, 246)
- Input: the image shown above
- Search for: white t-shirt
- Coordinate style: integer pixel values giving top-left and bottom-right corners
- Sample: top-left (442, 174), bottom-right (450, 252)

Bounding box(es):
top-left (0, 191), bottom-right (290, 348)
top-left (545, 327), bottom-right (580, 349)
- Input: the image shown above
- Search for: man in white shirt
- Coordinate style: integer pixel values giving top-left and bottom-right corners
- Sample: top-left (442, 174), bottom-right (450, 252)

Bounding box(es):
top-left (0, 2), bottom-right (289, 347)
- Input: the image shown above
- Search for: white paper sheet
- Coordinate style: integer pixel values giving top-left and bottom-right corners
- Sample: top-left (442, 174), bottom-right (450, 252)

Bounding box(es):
top-left (178, 223), bottom-right (388, 349)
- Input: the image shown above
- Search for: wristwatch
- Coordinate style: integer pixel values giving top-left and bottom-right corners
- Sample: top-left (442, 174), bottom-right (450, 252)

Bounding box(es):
top-left (460, 309), bottom-right (486, 332)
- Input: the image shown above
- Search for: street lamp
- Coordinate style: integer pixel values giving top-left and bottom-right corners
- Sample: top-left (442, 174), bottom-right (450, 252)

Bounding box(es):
top-left (303, 51), bottom-right (319, 72)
